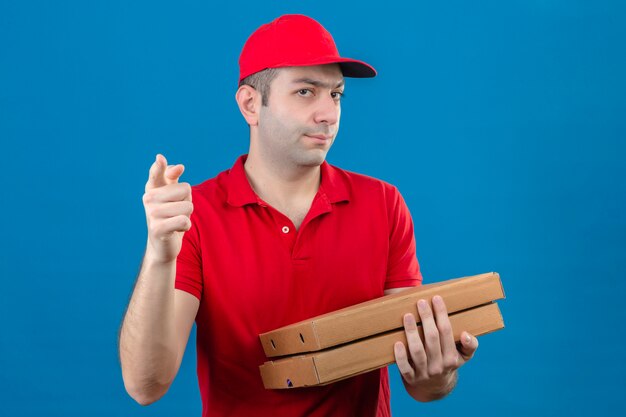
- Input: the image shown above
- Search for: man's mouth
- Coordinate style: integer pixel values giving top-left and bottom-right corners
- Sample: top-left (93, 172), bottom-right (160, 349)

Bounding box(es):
top-left (304, 134), bottom-right (333, 141)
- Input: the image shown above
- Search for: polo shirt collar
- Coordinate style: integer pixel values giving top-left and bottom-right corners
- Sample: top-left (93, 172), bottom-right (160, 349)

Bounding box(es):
top-left (319, 158), bottom-right (351, 204)
top-left (226, 155), bottom-right (351, 207)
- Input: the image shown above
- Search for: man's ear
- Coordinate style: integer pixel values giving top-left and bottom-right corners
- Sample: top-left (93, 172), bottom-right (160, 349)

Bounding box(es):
top-left (235, 85), bottom-right (261, 126)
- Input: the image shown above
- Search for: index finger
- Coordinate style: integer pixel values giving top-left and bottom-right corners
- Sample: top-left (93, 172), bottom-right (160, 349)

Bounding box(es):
top-left (146, 154), bottom-right (168, 190)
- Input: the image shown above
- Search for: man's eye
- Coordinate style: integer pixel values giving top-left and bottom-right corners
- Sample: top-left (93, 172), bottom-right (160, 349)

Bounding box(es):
top-left (297, 89), bottom-right (312, 96)
top-left (331, 91), bottom-right (344, 100)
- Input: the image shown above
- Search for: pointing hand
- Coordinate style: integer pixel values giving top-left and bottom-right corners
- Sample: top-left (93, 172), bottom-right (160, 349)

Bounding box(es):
top-left (142, 154), bottom-right (194, 263)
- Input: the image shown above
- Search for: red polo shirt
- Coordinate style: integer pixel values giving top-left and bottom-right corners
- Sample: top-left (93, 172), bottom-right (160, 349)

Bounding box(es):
top-left (176, 155), bottom-right (422, 417)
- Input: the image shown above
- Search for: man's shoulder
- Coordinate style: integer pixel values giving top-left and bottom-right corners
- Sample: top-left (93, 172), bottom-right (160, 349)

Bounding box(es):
top-left (328, 162), bottom-right (400, 196)
top-left (189, 166), bottom-right (232, 204)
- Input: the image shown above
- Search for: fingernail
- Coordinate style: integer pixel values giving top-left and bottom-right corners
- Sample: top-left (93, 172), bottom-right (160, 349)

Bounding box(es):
top-left (465, 334), bottom-right (471, 344)
top-left (418, 299), bottom-right (428, 309)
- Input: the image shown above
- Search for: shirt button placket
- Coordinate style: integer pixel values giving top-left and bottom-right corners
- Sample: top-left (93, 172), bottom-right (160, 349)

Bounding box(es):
top-left (280, 224), bottom-right (297, 254)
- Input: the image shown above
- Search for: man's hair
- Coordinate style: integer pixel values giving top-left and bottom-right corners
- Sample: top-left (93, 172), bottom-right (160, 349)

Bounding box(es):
top-left (238, 68), bottom-right (280, 106)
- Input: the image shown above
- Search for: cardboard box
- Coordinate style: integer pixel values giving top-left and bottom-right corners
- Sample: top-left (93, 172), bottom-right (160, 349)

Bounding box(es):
top-left (260, 272), bottom-right (504, 357)
top-left (260, 302), bottom-right (504, 389)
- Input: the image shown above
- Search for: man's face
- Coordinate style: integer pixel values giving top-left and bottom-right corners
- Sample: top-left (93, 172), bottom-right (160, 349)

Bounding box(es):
top-left (256, 64), bottom-right (344, 168)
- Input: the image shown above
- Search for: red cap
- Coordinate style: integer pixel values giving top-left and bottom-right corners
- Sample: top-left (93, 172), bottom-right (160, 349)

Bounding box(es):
top-left (238, 14), bottom-right (377, 83)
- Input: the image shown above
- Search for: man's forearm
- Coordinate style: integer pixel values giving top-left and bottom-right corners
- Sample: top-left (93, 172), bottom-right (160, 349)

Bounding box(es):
top-left (119, 251), bottom-right (179, 405)
top-left (404, 370), bottom-right (458, 402)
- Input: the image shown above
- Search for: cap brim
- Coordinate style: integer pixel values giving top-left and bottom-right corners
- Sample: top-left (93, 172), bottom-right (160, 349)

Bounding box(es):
top-left (335, 58), bottom-right (377, 78)
top-left (265, 56), bottom-right (377, 78)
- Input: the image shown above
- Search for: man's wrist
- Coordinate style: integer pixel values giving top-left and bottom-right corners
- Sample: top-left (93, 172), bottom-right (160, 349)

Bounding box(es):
top-left (405, 370), bottom-right (458, 402)
top-left (143, 239), bottom-right (179, 266)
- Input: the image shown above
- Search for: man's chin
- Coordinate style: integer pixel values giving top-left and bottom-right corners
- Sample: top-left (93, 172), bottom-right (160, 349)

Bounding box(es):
top-left (296, 150), bottom-right (328, 167)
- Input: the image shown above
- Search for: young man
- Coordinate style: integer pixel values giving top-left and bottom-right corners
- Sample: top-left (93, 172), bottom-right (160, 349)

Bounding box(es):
top-left (119, 14), bottom-right (479, 417)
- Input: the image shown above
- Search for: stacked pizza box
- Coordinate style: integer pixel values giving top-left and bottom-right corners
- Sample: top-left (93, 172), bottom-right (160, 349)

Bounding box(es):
top-left (258, 272), bottom-right (505, 389)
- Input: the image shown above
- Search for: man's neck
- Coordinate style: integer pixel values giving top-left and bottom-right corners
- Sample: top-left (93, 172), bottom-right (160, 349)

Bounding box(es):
top-left (243, 151), bottom-right (321, 221)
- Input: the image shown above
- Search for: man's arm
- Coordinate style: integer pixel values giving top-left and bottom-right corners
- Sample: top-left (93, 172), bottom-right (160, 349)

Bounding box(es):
top-left (119, 154), bottom-right (199, 405)
top-left (385, 289), bottom-right (479, 402)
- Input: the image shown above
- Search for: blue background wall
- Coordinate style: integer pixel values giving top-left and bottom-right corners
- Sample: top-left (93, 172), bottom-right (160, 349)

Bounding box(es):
top-left (1, 1), bottom-right (625, 416)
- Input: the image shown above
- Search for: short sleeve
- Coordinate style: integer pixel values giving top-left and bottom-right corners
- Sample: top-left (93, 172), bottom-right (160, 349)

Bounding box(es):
top-left (175, 205), bottom-right (203, 300)
top-left (384, 185), bottom-right (422, 290)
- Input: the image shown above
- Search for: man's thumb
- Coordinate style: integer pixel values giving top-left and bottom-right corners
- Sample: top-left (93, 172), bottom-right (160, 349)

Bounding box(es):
top-left (165, 164), bottom-right (185, 184)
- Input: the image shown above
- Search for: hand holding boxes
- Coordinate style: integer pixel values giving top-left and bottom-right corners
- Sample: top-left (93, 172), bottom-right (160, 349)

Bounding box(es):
top-left (259, 272), bottom-right (505, 389)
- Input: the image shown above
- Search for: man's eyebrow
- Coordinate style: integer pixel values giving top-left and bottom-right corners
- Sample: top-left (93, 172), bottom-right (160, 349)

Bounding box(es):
top-left (290, 78), bottom-right (345, 89)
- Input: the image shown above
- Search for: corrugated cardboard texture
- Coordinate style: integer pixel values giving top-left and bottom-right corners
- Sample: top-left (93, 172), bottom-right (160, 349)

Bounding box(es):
top-left (260, 272), bottom-right (504, 357)
top-left (260, 302), bottom-right (504, 389)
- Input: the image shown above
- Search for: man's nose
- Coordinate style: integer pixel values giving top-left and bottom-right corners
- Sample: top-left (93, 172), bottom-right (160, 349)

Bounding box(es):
top-left (313, 94), bottom-right (340, 125)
